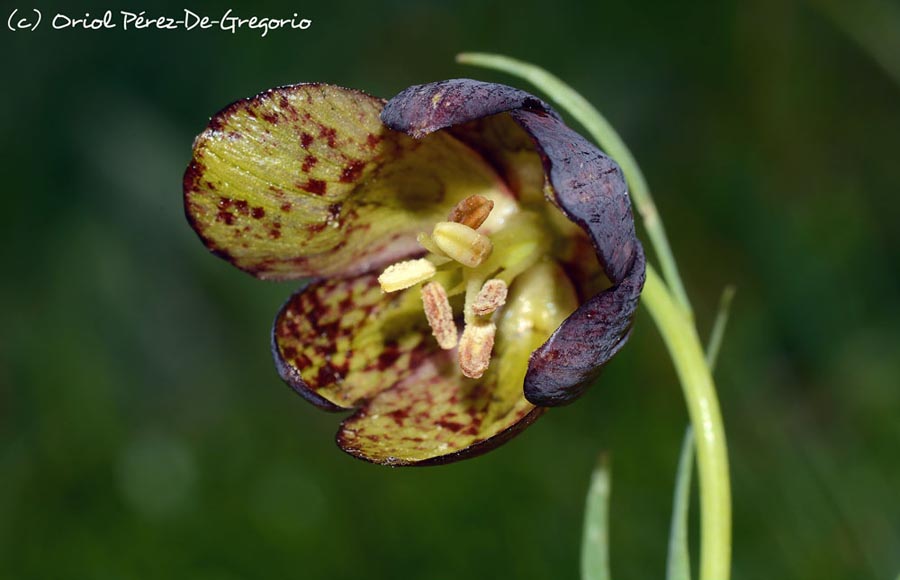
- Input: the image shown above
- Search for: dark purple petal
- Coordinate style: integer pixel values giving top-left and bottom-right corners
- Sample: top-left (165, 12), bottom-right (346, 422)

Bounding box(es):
top-left (382, 79), bottom-right (560, 139)
top-left (382, 79), bottom-right (646, 406)
top-left (523, 249), bottom-right (645, 405)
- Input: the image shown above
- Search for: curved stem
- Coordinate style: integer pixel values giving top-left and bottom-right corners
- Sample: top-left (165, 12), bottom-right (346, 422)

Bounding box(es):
top-left (456, 53), bottom-right (732, 580)
top-left (642, 266), bottom-right (731, 580)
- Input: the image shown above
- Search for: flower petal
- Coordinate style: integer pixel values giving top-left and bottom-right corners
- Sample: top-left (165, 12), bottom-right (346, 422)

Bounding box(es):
top-left (274, 268), bottom-right (562, 464)
top-left (337, 351), bottom-right (543, 466)
top-left (184, 83), bottom-right (511, 280)
top-left (382, 79), bottom-right (646, 406)
top-left (381, 79), bottom-right (560, 139)
top-left (272, 274), bottom-right (431, 411)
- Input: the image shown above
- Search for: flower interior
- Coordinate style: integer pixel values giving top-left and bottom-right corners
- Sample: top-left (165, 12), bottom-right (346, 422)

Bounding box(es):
top-left (376, 192), bottom-right (580, 383)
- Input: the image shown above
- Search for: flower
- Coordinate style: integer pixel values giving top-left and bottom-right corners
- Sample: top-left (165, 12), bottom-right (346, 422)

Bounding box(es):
top-left (183, 79), bottom-right (645, 465)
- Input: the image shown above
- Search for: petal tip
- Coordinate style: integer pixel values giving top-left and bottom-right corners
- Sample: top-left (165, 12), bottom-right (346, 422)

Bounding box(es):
top-left (524, 247), bottom-right (646, 407)
top-left (336, 406), bottom-right (546, 467)
top-left (271, 286), bottom-right (353, 413)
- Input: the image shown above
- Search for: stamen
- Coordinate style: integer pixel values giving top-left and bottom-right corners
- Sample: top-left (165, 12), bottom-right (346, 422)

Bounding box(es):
top-left (421, 282), bottom-right (458, 349)
top-left (448, 195), bottom-right (494, 230)
top-left (471, 279), bottom-right (508, 316)
top-left (378, 258), bottom-right (436, 292)
top-left (431, 221), bottom-right (493, 268)
top-left (458, 322), bottom-right (496, 379)
top-left (416, 232), bottom-right (447, 257)
top-left (462, 275), bottom-right (485, 324)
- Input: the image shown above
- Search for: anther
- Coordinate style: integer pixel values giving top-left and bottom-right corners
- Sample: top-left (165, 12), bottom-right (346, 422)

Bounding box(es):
top-left (458, 322), bottom-right (496, 379)
top-left (421, 282), bottom-right (458, 349)
top-left (431, 221), bottom-right (493, 268)
top-left (378, 258), bottom-right (436, 292)
top-left (471, 279), bottom-right (508, 316)
top-left (416, 232), bottom-right (448, 258)
top-left (448, 195), bottom-right (494, 230)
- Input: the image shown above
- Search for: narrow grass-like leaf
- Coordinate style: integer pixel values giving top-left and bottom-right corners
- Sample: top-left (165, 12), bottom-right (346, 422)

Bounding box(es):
top-left (810, 0), bottom-right (900, 90)
top-left (582, 455), bottom-right (612, 580)
top-left (705, 286), bottom-right (736, 372)
top-left (667, 428), bottom-right (695, 580)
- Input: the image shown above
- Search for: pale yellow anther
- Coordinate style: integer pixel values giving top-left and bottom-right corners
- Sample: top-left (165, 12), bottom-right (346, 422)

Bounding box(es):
top-left (432, 221), bottom-right (493, 268)
top-left (421, 282), bottom-right (458, 350)
top-left (378, 258), bottom-right (436, 292)
top-left (458, 322), bottom-right (496, 379)
top-left (472, 279), bottom-right (508, 316)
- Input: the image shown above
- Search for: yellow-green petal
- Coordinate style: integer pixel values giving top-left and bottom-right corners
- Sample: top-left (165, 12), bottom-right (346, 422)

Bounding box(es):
top-left (273, 265), bottom-right (576, 464)
top-left (337, 352), bottom-right (542, 466)
top-left (184, 84), bottom-right (511, 280)
top-left (328, 262), bottom-right (576, 465)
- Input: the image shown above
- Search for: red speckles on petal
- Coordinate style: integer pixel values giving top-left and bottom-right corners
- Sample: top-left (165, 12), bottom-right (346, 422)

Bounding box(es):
top-left (251, 207), bottom-right (266, 219)
top-left (280, 202), bottom-right (292, 213)
top-left (340, 160), bottom-right (365, 183)
top-left (300, 179), bottom-right (327, 195)
top-left (216, 209), bottom-right (235, 225)
top-left (208, 115), bottom-right (225, 132)
top-left (279, 95), bottom-right (300, 120)
top-left (301, 156), bottom-right (318, 172)
top-left (366, 133), bottom-right (382, 149)
top-left (300, 132), bottom-right (314, 149)
top-left (317, 365), bottom-right (345, 386)
top-left (319, 126), bottom-right (337, 147)
top-left (182, 160), bottom-right (206, 193)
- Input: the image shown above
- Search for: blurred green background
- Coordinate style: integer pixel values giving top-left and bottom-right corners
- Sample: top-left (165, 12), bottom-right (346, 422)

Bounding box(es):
top-left (3, 0), bottom-right (899, 578)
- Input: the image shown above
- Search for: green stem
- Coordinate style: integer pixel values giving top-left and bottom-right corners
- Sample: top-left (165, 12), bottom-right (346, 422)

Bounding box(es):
top-left (456, 52), bottom-right (693, 317)
top-left (457, 52), bottom-right (732, 580)
top-left (642, 266), bottom-right (731, 580)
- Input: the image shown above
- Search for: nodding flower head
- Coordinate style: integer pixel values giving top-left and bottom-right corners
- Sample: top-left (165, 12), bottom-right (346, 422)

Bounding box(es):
top-left (183, 79), bottom-right (645, 465)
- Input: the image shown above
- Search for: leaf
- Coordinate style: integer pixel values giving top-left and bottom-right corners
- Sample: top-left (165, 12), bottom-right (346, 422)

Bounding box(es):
top-left (705, 286), bottom-right (737, 372)
top-left (581, 455), bottom-right (612, 580)
top-left (666, 428), bottom-right (695, 580)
